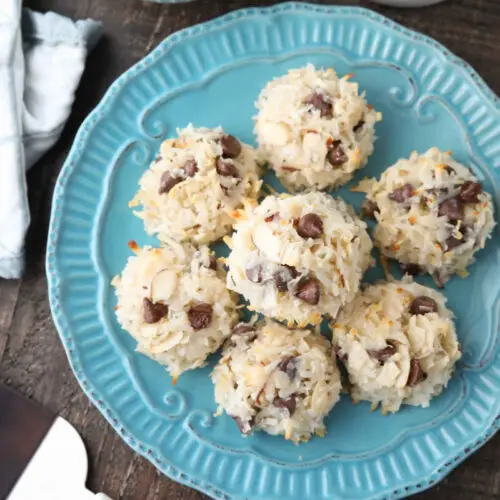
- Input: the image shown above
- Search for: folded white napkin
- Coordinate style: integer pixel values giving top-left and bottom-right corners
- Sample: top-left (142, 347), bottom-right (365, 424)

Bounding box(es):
top-left (0, 1), bottom-right (102, 278)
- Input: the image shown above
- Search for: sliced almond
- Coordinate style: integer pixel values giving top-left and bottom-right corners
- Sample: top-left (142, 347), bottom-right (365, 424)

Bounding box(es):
top-left (302, 131), bottom-right (326, 157)
top-left (252, 224), bottom-right (282, 261)
top-left (151, 269), bottom-right (178, 302)
top-left (258, 121), bottom-right (291, 146)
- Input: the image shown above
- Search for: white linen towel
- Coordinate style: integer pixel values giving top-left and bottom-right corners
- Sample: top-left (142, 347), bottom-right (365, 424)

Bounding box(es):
top-left (0, 0), bottom-right (102, 278)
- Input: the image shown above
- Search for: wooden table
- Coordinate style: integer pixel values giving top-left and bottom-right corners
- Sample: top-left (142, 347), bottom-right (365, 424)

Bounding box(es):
top-left (2, 0), bottom-right (499, 498)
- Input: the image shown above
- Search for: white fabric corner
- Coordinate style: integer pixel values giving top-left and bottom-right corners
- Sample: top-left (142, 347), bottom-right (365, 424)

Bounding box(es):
top-left (0, 0), bottom-right (27, 278)
top-left (23, 43), bottom-right (86, 167)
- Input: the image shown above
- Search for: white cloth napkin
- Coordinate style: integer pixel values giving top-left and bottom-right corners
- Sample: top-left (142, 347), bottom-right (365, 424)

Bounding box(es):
top-left (0, 1), bottom-right (102, 278)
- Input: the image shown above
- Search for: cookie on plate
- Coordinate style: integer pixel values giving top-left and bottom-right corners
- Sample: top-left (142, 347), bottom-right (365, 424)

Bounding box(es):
top-left (130, 125), bottom-right (262, 244)
top-left (358, 147), bottom-right (496, 285)
top-left (225, 192), bottom-right (373, 326)
top-left (211, 319), bottom-right (341, 443)
top-left (332, 279), bottom-right (461, 413)
top-left (112, 242), bottom-right (239, 381)
top-left (254, 64), bottom-right (381, 192)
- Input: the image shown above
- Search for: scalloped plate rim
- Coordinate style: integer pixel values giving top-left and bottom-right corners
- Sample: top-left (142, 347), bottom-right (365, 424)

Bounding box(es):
top-left (46, 3), bottom-right (500, 500)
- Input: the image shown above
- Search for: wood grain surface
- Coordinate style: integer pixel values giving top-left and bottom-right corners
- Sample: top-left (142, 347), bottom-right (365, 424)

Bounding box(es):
top-left (1, 0), bottom-right (499, 499)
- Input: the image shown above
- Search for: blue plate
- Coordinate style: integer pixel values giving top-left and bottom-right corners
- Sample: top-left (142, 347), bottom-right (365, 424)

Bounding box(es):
top-left (46, 3), bottom-right (500, 499)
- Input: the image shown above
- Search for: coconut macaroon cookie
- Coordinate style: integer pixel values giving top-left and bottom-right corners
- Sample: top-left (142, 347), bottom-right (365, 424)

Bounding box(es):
top-left (359, 147), bottom-right (496, 285)
top-left (254, 64), bottom-right (381, 192)
top-left (332, 279), bottom-right (461, 413)
top-left (112, 242), bottom-right (239, 380)
top-left (225, 192), bottom-right (373, 326)
top-left (211, 320), bottom-right (341, 443)
top-left (130, 125), bottom-right (261, 244)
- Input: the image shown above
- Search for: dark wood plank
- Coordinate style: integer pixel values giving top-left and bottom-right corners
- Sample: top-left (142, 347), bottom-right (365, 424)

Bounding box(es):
top-left (1, 0), bottom-right (499, 499)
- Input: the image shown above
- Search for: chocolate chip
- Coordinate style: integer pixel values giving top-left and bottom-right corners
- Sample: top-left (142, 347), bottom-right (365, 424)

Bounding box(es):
top-left (459, 181), bottom-right (482, 203)
top-left (407, 359), bottom-right (425, 387)
top-left (368, 342), bottom-right (397, 362)
top-left (274, 277), bottom-right (287, 293)
top-left (305, 92), bottom-right (333, 118)
top-left (410, 296), bottom-right (438, 315)
top-left (183, 159), bottom-right (198, 177)
top-left (231, 324), bottom-right (257, 345)
top-left (444, 234), bottom-right (465, 251)
top-left (389, 183), bottom-right (414, 203)
top-left (143, 297), bottom-right (168, 324)
top-left (273, 394), bottom-right (297, 416)
top-left (296, 213), bottom-right (323, 239)
top-left (444, 165), bottom-right (456, 175)
top-left (286, 265), bottom-right (299, 278)
top-left (353, 120), bottom-right (365, 132)
top-left (277, 356), bottom-right (298, 379)
top-left (232, 324), bottom-right (256, 336)
top-left (208, 254), bottom-right (217, 270)
top-left (216, 157), bottom-right (239, 177)
top-left (295, 277), bottom-right (321, 305)
top-left (158, 171), bottom-right (182, 194)
top-left (326, 141), bottom-right (347, 167)
top-left (438, 197), bottom-right (463, 223)
top-left (361, 199), bottom-right (379, 219)
top-left (400, 263), bottom-right (423, 276)
top-left (232, 415), bottom-right (253, 435)
top-left (220, 134), bottom-right (242, 158)
top-left (187, 303), bottom-right (213, 330)
top-left (273, 265), bottom-right (299, 292)
top-left (246, 265), bottom-right (263, 283)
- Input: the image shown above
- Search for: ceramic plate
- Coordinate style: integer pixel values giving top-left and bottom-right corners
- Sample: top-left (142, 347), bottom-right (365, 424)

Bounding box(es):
top-left (47, 3), bottom-right (500, 499)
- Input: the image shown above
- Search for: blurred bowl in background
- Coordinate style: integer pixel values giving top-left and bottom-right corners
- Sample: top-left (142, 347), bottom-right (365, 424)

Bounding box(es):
top-left (370, 0), bottom-right (445, 6)
top-left (142, 0), bottom-right (445, 7)
top-left (143, 0), bottom-right (194, 3)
